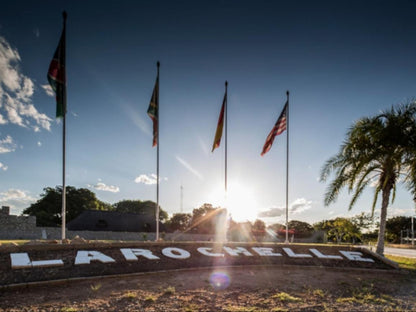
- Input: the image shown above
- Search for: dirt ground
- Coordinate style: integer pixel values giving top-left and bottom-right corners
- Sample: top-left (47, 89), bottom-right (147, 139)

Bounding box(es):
top-left (1, 265), bottom-right (415, 312)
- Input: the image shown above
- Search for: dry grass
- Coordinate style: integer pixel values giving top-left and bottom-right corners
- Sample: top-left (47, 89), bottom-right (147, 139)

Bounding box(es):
top-left (1, 265), bottom-right (415, 312)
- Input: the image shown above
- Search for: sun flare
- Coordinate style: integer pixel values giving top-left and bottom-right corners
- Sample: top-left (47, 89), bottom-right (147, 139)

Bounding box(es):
top-left (206, 181), bottom-right (259, 222)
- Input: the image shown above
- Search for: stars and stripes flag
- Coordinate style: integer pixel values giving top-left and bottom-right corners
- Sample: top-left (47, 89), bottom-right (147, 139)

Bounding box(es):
top-left (261, 101), bottom-right (288, 156)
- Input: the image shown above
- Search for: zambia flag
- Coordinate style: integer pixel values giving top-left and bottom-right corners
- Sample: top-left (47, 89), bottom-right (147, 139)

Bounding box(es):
top-left (47, 12), bottom-right (67, 118)
top-left (212, 92), bottom-right (227, 152)
top-left (147, 66), bottom-right (159, 147)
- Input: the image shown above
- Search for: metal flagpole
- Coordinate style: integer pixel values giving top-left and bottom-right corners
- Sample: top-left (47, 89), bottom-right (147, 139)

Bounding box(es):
top-left (180, 184), bottom-right (183, 213)
top-left (156, 61), bottom-right (160, 241)
top-left (61, 107), bottom-right (66, 240)
top-left (285, 90), bottom-right (290, 244)
top-left (61, 12), bottom-right (67, 241)
top-left (224, 81), bottom-right (228, 195)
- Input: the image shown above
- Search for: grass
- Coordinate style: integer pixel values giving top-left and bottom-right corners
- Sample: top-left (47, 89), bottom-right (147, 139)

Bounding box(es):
top-left (183, 304), bottom-right (199, 312)
top-left (385, 255), bottom-right (416, 271)
top-left (123, 291), bottom-right (137, 300)
top-left (90, 283), bottom-right (102, 291)
top-left (311, 288), bottom-right (325, 298)
top-left (163, 286), bottom-right (176, 295)
top-left (271, 292), bottom-right (302, 303)
top-left (224, 307), bottom-right (289, 312)
top-left (144, 295), bottom-right (156, 303)
top-left (336, 281), bottom-right (395, 306)
top-left (223, 306), bottom-right (267, 312)
top-left (60, 308), bottom-right (78, 312)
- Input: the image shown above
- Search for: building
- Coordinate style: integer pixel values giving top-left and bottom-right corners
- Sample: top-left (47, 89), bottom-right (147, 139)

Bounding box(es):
top-left (67, 210), bottom-right (165, 232)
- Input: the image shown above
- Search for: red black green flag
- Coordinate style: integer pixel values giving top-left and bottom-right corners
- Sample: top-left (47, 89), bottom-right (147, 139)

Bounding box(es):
top-left (47, 12), bottom-right (67, 118)
top-left (147, 62), bottom-right (159, 147)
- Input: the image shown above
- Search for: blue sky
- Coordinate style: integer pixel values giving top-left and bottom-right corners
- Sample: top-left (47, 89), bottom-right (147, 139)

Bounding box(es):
top-left (0, 0), bottom-right (415, 224)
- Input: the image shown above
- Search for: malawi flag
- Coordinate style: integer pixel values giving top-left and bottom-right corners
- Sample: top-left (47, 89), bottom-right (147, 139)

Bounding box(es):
top-left (147, 66), bottom-right (159, 147)
top-left (261, 101), bottom-right (288, 156)
top-left (212, 92), bottom-right (227, 152)
top-left (47, 12), bottom-right (67, 118)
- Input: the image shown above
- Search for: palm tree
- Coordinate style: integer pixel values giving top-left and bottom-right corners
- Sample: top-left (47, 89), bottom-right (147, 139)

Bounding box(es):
top-left (320, 102), bottom-right (416, 255)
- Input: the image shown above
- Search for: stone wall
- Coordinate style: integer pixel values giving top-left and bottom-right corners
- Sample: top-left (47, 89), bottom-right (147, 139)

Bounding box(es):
top-left (0, 206), bottom-right (38, 239)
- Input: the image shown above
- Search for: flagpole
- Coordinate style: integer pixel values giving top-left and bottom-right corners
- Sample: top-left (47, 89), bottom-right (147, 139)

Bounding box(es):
top-left (156, 61), bottom-right (160, 241)
top-left (61, 11), bottom-right (67, 241)
top-left (223, 81), bottom-right (228, 243)
top-left (285, 90), bottom-right (290, 244)
top-left (224, 81), bottom-right (228, 195)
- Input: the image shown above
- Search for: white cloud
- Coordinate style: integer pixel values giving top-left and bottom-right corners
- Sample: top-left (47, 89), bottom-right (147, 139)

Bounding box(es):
top-left (0, 162), bottom-right (8, 171)
top-left (135, 174), bottom-right (157, 185)
top-left (0, 36), bottom-right (52, 131)
top-left (258, 207), bottom-right (285, 218)
top-left (0, 135), bottom-right (16, 153)
top-left (0, 189), bottom-right (37, 214)
top-left (388, 206), bottom-right (415, 218)
top-left (175, 155), bottom-right (204, 180)
top-left (258, 198), bottom-right (313, 219)
top-left (134, 173), bottom-right (167, 185)
top-left (290, 198), bottom-right (313, 214)
top-left (90, 182), bottom-right (120, 193)
top-left (41, 84), bottom-right (54, 97)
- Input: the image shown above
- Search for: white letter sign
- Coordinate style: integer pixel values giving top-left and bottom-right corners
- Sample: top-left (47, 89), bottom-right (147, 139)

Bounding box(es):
top-left (162, 247), bottom-right (190, 259)
top-left (120, 248), bottom-right (160, 261)
top-left (309, 248), bottom-right (343, 260)
top-left (197, 247), bottom-right (224, 257)
top-left (223, 247), bottom-right (252, 256)
top-left (252, 247), bottom-right (282, 257)
top-left (11, 253), bottom-right (63, 269)
top-left (339, 251), bottom-right (374, 262)
top-left (283, 248), bottom-right (312, 258)
top-left (75, 251), bottom-right (116, 265)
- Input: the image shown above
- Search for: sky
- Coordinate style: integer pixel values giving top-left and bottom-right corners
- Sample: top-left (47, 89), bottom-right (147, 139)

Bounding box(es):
top-left (0, 0), bottom-right (416, 225)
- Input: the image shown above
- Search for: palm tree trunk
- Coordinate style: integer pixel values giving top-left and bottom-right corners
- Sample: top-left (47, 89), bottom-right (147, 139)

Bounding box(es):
top-left (376, 187), bottom-right (392, 255)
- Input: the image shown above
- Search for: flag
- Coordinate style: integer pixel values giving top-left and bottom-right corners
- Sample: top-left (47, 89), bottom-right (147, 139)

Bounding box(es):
top-left (147, 70), bottom-right (159, 147)
top-left (261, 101), bottom-right (288, 156)
top-left (212, 92), bottom-right (226, 152)
top-left (47, 12), bottom-right (67, 118)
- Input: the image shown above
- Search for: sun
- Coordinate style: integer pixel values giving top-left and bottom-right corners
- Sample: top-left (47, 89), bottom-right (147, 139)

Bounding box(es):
top-left (206, 180), bottom-right (259, 223)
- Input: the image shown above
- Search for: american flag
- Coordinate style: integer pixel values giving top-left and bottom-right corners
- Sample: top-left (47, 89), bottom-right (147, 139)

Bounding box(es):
top-left (261, 101), bottom-right (288, 156)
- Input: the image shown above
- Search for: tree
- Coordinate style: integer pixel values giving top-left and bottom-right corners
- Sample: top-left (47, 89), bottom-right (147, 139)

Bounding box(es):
top-left (385, 216), bottom-right (412, 243)
top-left (252, 219), bottom-right (266, 239)
top-left (190, 203), bottom-right (225, 234)
top-left (166, 213), bottom-right (192, 232)
top-left (320, 102), bottom-right (416, 255)
top-left (23, 186), bottom-right (105, 226)
top-left (97, 199), bottom-right (114, 211)
top-left (287, 220), bottom-right (314, 238)
top-left (314, 217), bottom-right (361, 243)
top-left (350, 212), bottom-right (377, 233)
top-left (112, 200), bottom-right (168, 221)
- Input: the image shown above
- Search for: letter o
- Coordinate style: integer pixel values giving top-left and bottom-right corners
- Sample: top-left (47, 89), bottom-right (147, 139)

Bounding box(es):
top-left (162, 247), bottom-right (191, 259)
